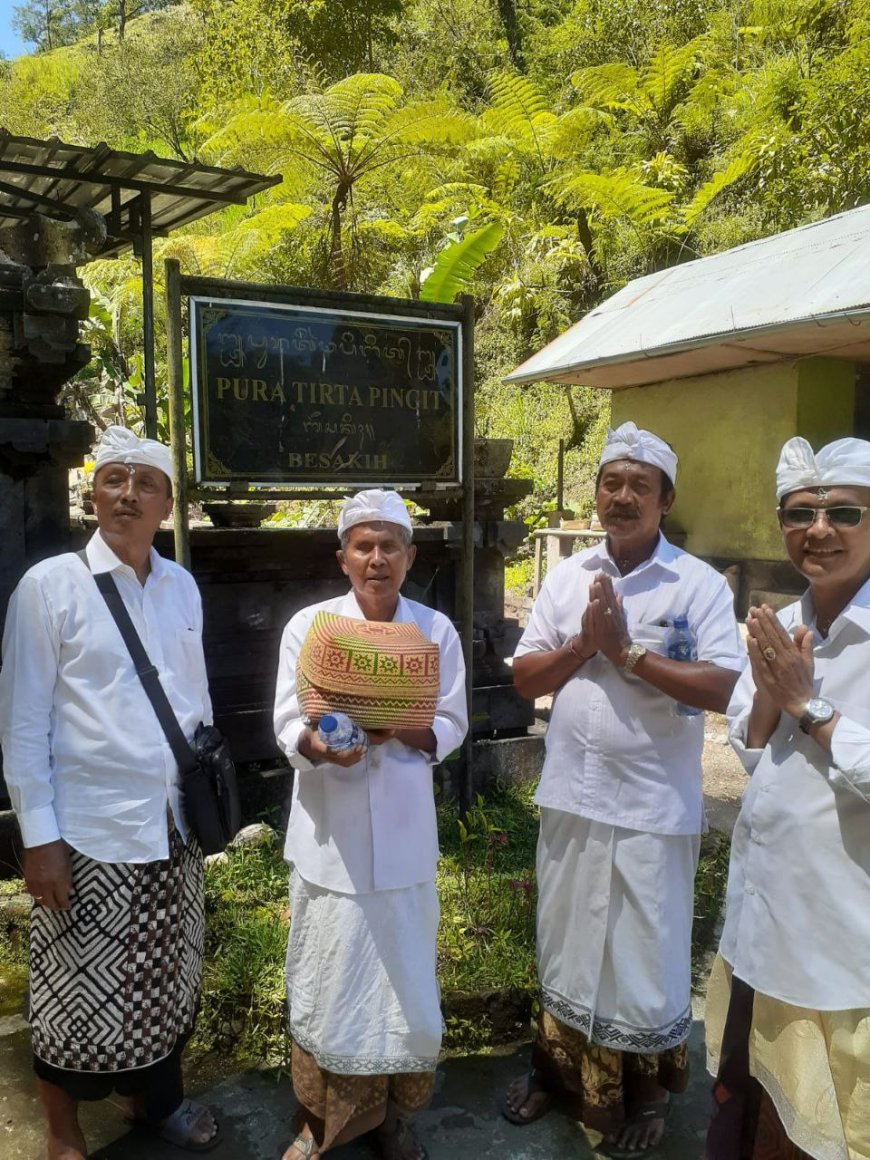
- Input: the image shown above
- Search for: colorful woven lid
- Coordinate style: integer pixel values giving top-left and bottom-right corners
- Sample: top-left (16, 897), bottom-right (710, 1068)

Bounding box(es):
top-left (297, 611), bottom-right (440, 730)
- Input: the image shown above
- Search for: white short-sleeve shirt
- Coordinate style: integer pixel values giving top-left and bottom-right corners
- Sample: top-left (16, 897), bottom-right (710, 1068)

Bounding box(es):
top-left (515, 534), bottom-right (744, 836)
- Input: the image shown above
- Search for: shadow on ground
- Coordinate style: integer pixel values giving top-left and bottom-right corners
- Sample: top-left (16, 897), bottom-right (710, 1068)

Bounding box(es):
top-left (5, 1006), bottom-right (712, 1160)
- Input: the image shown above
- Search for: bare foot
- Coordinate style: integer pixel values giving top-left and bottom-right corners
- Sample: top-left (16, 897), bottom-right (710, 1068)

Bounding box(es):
top-left (503, 1069), bottom-right (553, 1124)
top-left (375, 1114), bottom-right (427, 1160)
top-left (47, 1140), bottom-right (87, 1160)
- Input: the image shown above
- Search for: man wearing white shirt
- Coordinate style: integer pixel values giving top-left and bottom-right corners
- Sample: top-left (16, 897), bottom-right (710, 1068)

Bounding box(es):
top-left (706, 437), bottom-right (870, 1160)
top-left (504, 423), bottom-right (743, 1152)
top-left (0, 426), bottom-right (218, 1159)
top-left (274, 489), bottom-right (467, 1160)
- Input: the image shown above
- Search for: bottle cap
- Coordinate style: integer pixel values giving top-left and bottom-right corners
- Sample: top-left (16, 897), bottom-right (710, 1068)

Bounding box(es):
top-left (320, 715), bottom-right (338, 732)
top-left (673, 615), bottom-right (689, 628)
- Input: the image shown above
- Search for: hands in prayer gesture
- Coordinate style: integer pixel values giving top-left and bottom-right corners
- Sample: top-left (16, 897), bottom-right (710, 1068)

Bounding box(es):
top-left (572, 573), bottom-right (631, 666)
top-left (745, 604), bottom-right (814, 719)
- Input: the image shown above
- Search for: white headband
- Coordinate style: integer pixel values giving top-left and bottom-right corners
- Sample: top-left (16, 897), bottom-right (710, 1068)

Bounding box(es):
top-left (92, 425), bottom-right (172, 480)
top-left (776, 436), bottom-right (870, 500)
top-left (337, 489), bottom-right (413, 539)
top-left (599, 421), bottom-right (678, 485)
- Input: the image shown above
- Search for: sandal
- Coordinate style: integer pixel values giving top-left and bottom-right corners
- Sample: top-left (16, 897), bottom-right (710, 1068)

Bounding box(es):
top-left (154, 1099), bottom-right (222, 1153)
top-left (501, 1066), bottom-right (554, 1126)
top-left (284, 1134), bottom-right (318, 1158)
top-left (604, 1100), bottom-right (670, 1157)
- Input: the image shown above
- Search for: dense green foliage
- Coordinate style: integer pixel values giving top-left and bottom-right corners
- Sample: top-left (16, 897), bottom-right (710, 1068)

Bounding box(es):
top-left (4, 0), bottom-right (870, 519)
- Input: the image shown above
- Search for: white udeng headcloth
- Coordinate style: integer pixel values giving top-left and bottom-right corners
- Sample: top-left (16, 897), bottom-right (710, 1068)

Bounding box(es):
top-left (776, 436), bottom-right (870, 500)
top-left (337, 488), bottom-right (413, 539)
top-left (92, 425), bottom-right (172, 480)
top-left (599, 421), bottom-right (678, 485)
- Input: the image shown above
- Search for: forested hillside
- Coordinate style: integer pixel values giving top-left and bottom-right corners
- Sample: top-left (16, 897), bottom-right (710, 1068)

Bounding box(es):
top-left (5, 0), bottom-right (870, 515)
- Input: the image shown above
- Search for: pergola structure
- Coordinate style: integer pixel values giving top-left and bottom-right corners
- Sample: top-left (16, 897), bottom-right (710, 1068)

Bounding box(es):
top-left (0, 131), bottom-right (281, 434)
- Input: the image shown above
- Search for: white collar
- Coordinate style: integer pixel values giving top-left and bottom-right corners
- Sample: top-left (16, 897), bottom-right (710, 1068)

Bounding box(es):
top-left (341, 589), bottom-right (411, 623)
top-left (799, 575), bottom-right (870, 639)
top-left (86, 528), bottom-right (165, 581)
top-left (579, 531), bottom-right (681, 579)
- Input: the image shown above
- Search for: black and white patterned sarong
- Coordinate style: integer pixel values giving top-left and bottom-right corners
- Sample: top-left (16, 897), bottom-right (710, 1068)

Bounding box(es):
top-left (29, 827), bottom-right (204, 1073)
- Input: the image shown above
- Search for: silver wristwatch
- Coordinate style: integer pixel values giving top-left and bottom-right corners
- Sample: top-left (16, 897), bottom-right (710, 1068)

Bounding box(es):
top-left (799, 697), bottom-right (835, 734)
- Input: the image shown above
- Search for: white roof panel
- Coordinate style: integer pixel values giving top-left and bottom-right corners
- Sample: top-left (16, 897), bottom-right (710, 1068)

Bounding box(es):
top-left (507, 204), bottom-right (870, 388)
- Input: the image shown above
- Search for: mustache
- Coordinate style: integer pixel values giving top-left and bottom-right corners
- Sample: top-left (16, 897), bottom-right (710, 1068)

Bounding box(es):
top-left (605, 505), bottom-right (639, 519)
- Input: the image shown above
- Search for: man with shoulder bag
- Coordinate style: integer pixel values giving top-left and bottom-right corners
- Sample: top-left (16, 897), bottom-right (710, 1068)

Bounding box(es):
top-left (0, 425), bottom-right (229, 1159)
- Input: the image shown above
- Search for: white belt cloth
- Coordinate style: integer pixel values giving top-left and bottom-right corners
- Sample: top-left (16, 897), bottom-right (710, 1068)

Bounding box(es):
top-left (537, 808), bottom-right (699, 1053)
top-left (286, 870), bottom-right (442, 1075)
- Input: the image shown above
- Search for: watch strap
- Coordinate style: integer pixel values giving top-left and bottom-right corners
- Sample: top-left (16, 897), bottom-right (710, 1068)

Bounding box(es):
top-left (623, 643), bottom-right (646, 674)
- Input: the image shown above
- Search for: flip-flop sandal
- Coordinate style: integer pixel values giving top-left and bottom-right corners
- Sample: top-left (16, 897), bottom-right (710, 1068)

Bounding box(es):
top-left (152, 1098), bottom-right (222, 1153)
top-left (603, 1101), bottom-right (670, 1157)
top-left (501, 1067), bottom-right (554, 1126)
top-left (284, 1135), bottom-right (317, 1158)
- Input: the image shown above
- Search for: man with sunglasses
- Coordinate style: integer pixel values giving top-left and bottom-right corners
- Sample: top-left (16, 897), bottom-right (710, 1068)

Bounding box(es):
top-left (706, 436), bottom-right (870, 1160)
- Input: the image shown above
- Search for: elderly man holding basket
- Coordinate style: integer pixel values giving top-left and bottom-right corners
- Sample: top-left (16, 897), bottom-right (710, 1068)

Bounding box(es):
top-left (273, 489), bottom-right (468, 1160)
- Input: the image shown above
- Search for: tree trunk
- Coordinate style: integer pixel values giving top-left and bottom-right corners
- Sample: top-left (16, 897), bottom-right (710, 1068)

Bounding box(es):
top-left (495, 0), bottom-right (524, 70)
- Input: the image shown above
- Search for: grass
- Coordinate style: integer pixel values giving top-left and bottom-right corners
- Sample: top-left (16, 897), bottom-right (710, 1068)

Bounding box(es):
top-left (0, 784), bottom-right (731, 1063)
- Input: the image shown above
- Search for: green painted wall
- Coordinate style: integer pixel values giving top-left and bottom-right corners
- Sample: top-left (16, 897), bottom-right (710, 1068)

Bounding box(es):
top-left (797, 357), bottom-right (855, 446)
top-left (611, 357), bottom-right (859, 560)
top-left (611, 364), bottom-right (798, 559)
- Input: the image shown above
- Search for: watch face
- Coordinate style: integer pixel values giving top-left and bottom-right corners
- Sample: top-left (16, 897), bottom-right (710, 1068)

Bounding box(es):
top-left (805, 698), bottom-right (834, 721)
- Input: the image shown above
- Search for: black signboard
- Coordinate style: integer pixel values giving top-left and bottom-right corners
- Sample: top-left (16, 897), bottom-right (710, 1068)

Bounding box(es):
top-left (190, 297), bottom-right (462, 486)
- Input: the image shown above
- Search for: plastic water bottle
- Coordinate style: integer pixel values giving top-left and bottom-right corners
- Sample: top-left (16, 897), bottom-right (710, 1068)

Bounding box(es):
top-left (665, 616), bottom-right (702, 718)
top-left (317, 712), bottom-right (368, 752)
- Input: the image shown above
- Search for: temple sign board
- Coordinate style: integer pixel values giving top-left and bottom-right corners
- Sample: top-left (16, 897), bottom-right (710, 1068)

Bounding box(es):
top-left (190, 296), bottom-right (462, 486)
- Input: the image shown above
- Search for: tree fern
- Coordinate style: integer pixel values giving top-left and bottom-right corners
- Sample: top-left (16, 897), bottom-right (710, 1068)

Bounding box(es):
top-left (548, 169), bottom-right (675, 227)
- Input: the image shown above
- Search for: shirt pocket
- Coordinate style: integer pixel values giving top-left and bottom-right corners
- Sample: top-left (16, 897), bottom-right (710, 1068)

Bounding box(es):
top-left (629, 623), bottom-right (670, 657)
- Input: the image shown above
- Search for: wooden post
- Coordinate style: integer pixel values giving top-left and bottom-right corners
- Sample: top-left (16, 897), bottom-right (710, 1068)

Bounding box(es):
top-left (140, 192), bottom-right (157, 439)
top-left (164, 259), bottom-right (190, 570)
top-left (460, 295), bottom-right (475, 815)
top-left (557, 437), bottom-right (564, 511)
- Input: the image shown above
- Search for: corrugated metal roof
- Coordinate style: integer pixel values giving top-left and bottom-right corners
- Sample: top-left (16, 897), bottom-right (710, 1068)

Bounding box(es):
top-left (506, 203), bottom-right (870, 390)
top-left (0, 131), bottom-right (281, 258)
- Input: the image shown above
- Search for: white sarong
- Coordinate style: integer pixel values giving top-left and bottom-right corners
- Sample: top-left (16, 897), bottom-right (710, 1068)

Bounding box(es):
top-left (537, 808), bottom-right (699, 1053)
top-left (286, 870), bottom-right (442, 1075)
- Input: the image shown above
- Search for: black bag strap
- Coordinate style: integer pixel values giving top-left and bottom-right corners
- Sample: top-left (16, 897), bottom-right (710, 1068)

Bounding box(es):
top-left (77, 549), bottom-right (197, 774)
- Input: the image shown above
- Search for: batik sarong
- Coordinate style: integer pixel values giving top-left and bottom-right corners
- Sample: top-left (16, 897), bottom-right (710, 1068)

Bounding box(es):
top-left (291, 1041), bottom-right (435, 1151)
top-left (286, 869), bottom-right (441, 1149)
top-left (29, 827), bottom-right (204, 1073)
top-left (705, 955), bottom-right (870, 1160)
top-left (533, 1009), bottom-right (689, 1135)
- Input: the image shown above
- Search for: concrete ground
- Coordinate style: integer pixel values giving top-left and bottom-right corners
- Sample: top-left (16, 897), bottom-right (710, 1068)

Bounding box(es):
top-left (3, 1005), bottom-right (712, 1160)
top-left (1, 729), bottom-right (746, 1159)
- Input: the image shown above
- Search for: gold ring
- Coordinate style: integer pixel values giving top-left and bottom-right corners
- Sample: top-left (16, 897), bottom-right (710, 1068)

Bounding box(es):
top-left (763, 646), bottom-right (776, 662)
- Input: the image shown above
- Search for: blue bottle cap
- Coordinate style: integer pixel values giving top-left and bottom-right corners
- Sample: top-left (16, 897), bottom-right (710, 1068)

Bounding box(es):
top-left (673, 615), bottom-right (689, 629)
top-left (320, 714), bottom-right (339, 733)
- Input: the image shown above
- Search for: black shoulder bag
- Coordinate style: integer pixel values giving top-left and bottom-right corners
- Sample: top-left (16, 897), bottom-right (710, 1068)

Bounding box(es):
top-left (79, 552), bottom-right (241, 855)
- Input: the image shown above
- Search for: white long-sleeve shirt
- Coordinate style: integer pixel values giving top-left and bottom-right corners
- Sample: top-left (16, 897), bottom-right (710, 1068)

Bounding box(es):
top-left (720, 580), bottom-right (870, 1010)
top-left (274, 590), bottom-right (468, 894)
top-left (0, 530), bottom-right (212, 863)
top-left (515, 534), bottom-right (744, 836)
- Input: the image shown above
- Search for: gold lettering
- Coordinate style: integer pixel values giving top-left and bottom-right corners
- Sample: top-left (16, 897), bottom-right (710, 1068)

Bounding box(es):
top-left (348, 387), bottom-right (362, 406)
top-left (234, 380), bottom-right (249, 401)
top-left (288, 453), bottom-right (303, 467)
top-left (216, 377), bottom-right (232, 400)
top-left (270, 383), bottom-right (286, 403)
top-left (388, 388), bottom-right (403, 408)
top-left (251, 380), bottom-right (267, 402)
top-left (368, 387), bottom-right (382, 407)
top-left (406, 389), bottom-right (420, 410)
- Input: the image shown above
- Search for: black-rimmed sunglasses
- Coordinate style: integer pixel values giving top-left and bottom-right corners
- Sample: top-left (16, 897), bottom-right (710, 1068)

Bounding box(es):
top-left (777, 505), bottom-right (870, 529)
